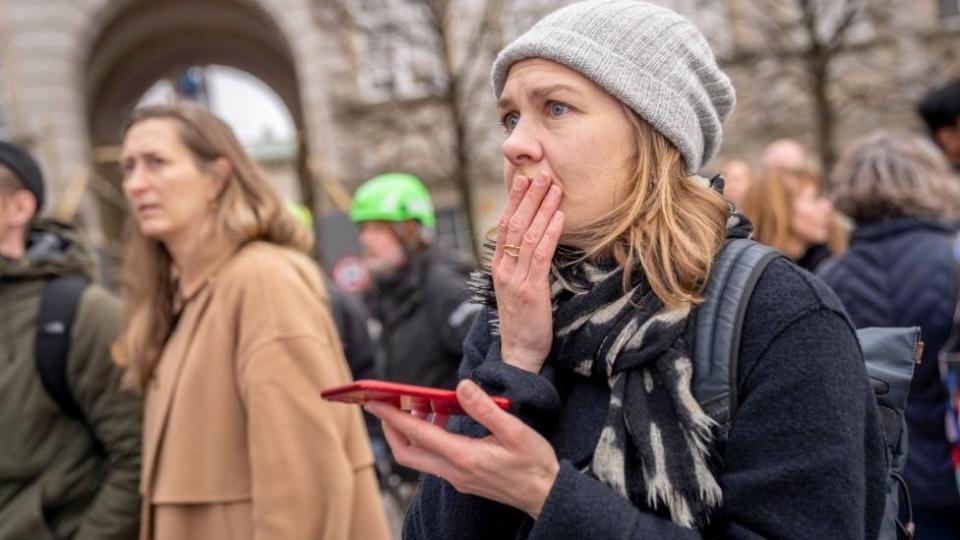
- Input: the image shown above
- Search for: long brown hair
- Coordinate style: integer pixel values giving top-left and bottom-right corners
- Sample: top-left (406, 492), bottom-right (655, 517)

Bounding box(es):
top-left (567, 107), bottom-right (729, 308)
top-left (739, 168), bottom-right (848, 257)
top-left (738, 170), bottom-right (810, 254)
top-left (113, 103), bottom-right (313, 390)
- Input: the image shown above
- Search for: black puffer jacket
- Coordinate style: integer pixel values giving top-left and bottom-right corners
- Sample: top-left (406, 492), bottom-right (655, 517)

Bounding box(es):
top-left (820, 218), bottom-right (960, 510)
top-left (364, 249), bottom-right (480, 389)
top-left (328, 285), bottom-right (377, 381)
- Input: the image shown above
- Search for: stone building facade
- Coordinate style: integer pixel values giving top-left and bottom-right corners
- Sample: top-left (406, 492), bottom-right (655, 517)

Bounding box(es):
top-left (0, 0), bottom-right (958, 256)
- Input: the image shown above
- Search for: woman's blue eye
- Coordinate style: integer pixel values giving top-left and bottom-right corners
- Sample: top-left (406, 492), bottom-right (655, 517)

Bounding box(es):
top-left (502, 113), bottom-right (519, 131)
top-left (548, 102), bottom-right (570, 117)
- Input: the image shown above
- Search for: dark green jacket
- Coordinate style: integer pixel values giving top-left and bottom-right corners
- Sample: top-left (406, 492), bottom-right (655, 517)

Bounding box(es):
top-left (0, 221), bottom-right (141, 539)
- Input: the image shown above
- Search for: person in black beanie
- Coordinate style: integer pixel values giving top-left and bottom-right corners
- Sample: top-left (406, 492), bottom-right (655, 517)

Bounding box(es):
top-left (0, 140), bottom-right (142, 539)
top-left (918, 79), bottom-right (960, 172)
top-left (0, 141), bottom-right (45, 214)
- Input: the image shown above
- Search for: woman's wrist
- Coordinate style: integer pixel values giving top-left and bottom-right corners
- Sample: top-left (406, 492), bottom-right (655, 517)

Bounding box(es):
top-left (500, 346), bottom-right (546, 373)
top-left (525, 457), bottom-right (560, 519)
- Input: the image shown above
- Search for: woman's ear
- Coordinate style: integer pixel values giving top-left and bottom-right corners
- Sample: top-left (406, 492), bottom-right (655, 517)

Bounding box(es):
top-left (7, 189), bottom-right (38, 228)
top-left (211, 157), bottom-right (232, 195)
top-left (936, 125), bottom-right (960, 156)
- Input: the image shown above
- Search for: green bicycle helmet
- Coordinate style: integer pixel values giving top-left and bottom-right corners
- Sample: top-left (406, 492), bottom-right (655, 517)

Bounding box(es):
top-left (350, 172), bottom-right (436, 227)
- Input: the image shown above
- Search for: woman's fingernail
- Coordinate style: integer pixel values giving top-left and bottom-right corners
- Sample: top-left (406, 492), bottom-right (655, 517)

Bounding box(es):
top-left (535, 173), bottom-right (548, 186)
top-left (514, 176), bottom-right (528, 191)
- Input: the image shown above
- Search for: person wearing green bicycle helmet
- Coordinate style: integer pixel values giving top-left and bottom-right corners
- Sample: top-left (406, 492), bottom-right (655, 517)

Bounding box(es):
top-left (350, 172), bottom-right (436, 276)
top-left (351, 172), bottom-right (481, 502)
top-left (350, 172), bottom-right (479, 391)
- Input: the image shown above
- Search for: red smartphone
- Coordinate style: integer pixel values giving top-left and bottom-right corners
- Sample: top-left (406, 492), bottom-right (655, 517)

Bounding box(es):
top-left (321, 379), bottom-right (511, 416)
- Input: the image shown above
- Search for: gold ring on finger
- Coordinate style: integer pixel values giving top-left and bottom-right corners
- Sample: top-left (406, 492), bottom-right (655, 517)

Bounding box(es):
top-left (504, 245), bottom-right (521, 258)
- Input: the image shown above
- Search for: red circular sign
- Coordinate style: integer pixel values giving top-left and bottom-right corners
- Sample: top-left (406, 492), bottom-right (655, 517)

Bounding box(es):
top-left (331, 254), bottom-right (371, 294)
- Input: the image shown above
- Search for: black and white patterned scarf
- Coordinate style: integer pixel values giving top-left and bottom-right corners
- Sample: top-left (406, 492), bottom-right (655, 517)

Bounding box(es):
top-left (470, 180), bottom-right (752, 528)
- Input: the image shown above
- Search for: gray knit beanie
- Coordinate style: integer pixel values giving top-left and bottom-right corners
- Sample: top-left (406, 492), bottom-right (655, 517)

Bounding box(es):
top-left (491, 0), bottom-right (735, 173)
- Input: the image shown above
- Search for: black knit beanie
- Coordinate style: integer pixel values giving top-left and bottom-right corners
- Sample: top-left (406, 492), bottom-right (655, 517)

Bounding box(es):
top-left (0, 140), bottom-right (45, 212)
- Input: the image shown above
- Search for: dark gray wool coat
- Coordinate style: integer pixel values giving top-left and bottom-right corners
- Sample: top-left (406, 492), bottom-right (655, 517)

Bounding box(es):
top-left (403, 258), bottom-right (887, 539)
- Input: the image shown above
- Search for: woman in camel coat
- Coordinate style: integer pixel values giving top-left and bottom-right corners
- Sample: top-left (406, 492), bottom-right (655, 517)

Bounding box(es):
top-left (114, 102), bottom-right (389, 540)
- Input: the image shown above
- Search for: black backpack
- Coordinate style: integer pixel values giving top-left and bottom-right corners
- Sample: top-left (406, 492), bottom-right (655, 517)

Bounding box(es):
top-left (692, 239), bottom-right (919, 540)
top-left (35, 276), bottom-right (103, 453)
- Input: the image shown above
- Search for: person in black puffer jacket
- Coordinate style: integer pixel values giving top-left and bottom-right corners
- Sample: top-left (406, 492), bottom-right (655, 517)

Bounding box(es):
top-left (350, 172), bottom-right (480, 391)
top-left (350, 172), bottom-right (481, 495)
top-left (820, 130), bottom-right (960, 540)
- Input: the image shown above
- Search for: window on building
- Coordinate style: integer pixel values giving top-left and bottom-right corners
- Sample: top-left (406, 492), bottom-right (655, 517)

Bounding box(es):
top-left (435, 206), bottom-right (473, 257)
top-left (940, 0), bottom-right (960, 20)
top-left (353, 0), bottom-right (446, 102)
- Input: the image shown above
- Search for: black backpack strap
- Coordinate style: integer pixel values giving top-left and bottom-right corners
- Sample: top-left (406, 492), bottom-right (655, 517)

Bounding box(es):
top-left (693, 239), bottom-right (781, 430)
top-left (35, 276), bottom-right (88, 421)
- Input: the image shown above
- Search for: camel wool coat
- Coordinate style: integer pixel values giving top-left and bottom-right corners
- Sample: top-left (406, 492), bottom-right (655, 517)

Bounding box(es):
top-left (139, 241), bottom-right (389, 540)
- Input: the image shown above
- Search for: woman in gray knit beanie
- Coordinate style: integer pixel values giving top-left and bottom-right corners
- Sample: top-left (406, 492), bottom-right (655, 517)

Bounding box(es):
top-left (365, 1), bottom-right (886, 538)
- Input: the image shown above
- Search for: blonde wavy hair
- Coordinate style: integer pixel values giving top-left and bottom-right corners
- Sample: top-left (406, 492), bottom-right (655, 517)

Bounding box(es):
top-left (739, 168), bottom-right (848, 258)
top-left (113, 103), bottom-right (313, 390)
top-left (739, 169), bottom-right (817, 253)
top-left (566, 106), bottom-right (730, 308)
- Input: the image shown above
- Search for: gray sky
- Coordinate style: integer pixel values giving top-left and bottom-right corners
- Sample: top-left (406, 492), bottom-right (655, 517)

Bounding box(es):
top-left (138, 65), bottom-right (295, 145)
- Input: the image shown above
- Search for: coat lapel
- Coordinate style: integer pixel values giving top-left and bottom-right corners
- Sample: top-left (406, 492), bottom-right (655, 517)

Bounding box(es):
top-left (140, 285), bottom-right (215, 495)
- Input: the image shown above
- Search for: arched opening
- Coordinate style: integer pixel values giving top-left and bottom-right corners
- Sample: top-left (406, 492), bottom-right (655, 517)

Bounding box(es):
top-left (137, 66), bottom-right (301, 202)
top-left (83, 0), bottom-right (313, 272)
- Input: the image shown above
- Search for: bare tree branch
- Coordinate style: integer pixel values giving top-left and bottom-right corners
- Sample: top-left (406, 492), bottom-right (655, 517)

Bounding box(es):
top-left (826, 1), bottom-right (862, 53)
top-left (731, 0), bottom-right (893, 182)
top-left (330, 0), bottom-right (508, 257)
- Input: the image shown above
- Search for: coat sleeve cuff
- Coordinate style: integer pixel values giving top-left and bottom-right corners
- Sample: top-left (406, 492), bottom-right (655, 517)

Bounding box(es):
top-left (468, 344), bottom-right (561, 435)
top-left (529, 461), bottom-right (702, 540)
